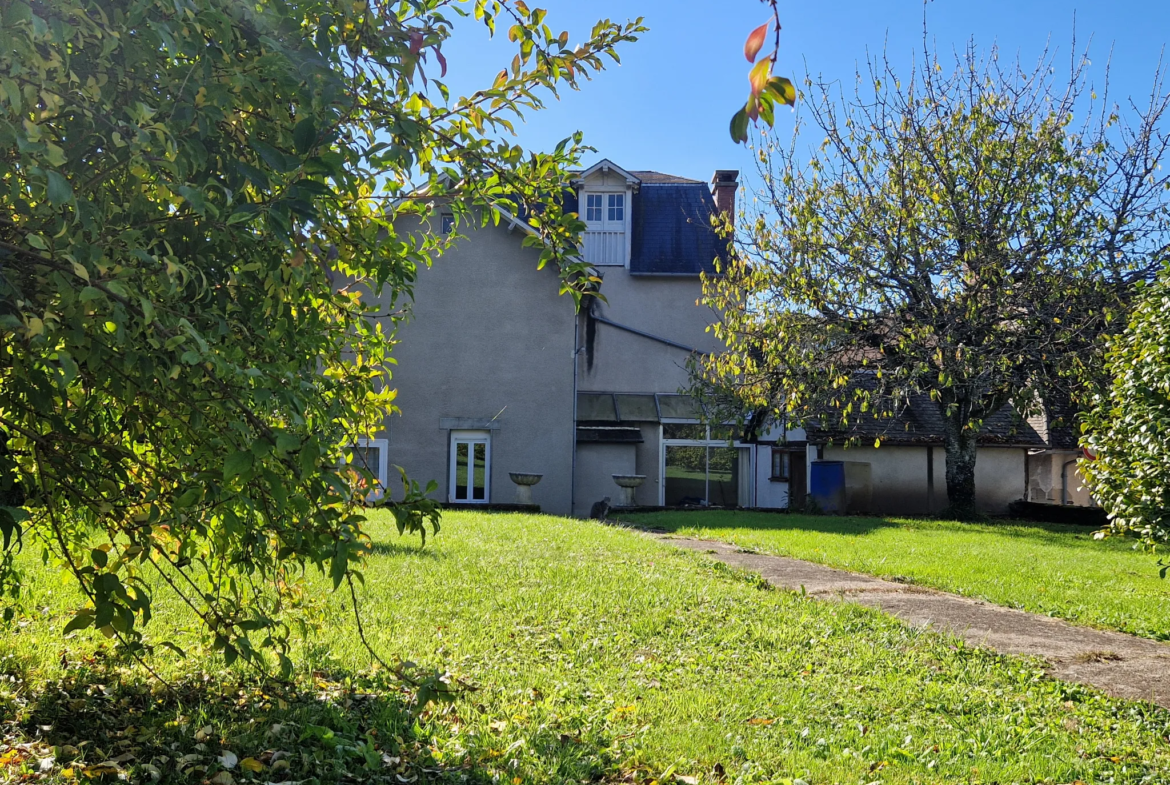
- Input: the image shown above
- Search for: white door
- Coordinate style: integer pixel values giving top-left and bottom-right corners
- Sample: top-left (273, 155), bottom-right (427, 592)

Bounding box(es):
top-left (449, 430), bottom-right (491, 503)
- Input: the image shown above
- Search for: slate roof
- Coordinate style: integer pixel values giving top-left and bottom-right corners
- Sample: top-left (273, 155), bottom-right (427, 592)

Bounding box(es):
top-left (803, 377), bottom-right (1048, 447)
top-left (1025, 397), bottom-right (1080, 450)
top-left (628, 182), bottom-right (730, 275)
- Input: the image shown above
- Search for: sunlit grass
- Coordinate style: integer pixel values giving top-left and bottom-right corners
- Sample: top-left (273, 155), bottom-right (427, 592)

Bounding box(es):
top-left (2, 511), bottom-right (1169, 783)
top-left (624, 509), bottom-right (1170, 641)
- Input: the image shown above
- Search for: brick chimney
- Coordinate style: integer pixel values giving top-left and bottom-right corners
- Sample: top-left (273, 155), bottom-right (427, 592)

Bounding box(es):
top-left (711, 169), bottom-right (739, 224)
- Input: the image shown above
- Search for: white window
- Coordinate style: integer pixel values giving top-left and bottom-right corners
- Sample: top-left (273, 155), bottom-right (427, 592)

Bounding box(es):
top-left (345, 438), bottom-right (388, 502)
top-left (586, 193), bottom-right (604, 222)
top-left (440, 214), bottom-right (454, 234)
top-left (584, 192), bottom-right (624, 228)
top-left (449, 430), bottom-right (490, 503)
top-left (770, 448), bottom-right (790, 480)
top-left (607, 193), bottom-right (624, 222)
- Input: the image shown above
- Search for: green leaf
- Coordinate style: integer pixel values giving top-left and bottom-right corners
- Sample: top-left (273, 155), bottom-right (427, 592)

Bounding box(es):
top-left (0, 507), bottom-right (26, 551)
top-left (275, 432), bottom-right (300, 453)
top-left (330, 542), bottom-right (349, 590)
top-left (293, 118), bottom-right (317, 155)
top-left (251, 140), bottom-right (293, 172)
top-left (224, 450), bottom-right (254, 481)
top-left (46, 171), bottom-right (73, 205)
top-left (730, 107), bottom-right (750, 144)
top-left (176, 487), bottom-right (202, 507)
top-left (766, 76), bottom-right (796, 107)
top-left (62, 610), bottom-right (94, 635)
top-left (236, 160), bottom-right (270, 189)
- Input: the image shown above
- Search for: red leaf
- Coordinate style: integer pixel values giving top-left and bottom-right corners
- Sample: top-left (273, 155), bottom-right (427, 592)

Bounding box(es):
top-left (409, 31), bottom-right (424, 55)
top-left (434, 46), bottom-right (447, 78)
top-left (744, 22), bottom-right (769, 63)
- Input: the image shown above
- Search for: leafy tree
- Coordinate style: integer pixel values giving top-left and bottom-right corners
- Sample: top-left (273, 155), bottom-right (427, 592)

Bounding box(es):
top-left (1082, 266), bottom-right (1170, 550)
top-left (0, 0), bottom-right (642, 674)
top-left (700, 42), bottom-right (1170, 518)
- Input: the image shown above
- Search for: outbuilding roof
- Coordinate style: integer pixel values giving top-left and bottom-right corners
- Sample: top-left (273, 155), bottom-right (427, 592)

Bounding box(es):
top-left (802, 378), bottom-right (1049, 448)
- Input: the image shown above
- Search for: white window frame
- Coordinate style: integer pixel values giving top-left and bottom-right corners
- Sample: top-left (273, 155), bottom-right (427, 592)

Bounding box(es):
top-left (584, 191), bottom-right (625, 229)
top-left (659, 422), bottom-right (748, 507)
top-left (449, 430), bottom-right (491, 504)
top-left (606, 192), bottom-right (624, 222)
top-left (579, 187), bottom-right (633, 267)
top-left (585, 193), bottom-right (604, 223)
top-left (345, 438), bottom-right (388, 502)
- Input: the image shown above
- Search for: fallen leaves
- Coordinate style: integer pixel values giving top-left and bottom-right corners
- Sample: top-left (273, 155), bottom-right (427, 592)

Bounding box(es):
top-left (82, 760), bottom-right (122, 778)
top-left (240, 757), bottom-right (265, 773)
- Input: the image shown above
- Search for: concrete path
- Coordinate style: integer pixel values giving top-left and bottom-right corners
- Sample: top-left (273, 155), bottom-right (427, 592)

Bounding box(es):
top-left (656, 534), bottom-right (1170, 708)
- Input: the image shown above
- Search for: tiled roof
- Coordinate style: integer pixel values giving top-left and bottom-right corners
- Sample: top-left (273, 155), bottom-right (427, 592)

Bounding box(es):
top-left (629, 183), bottom-right (730, 275)
top-left (803, 378), bottom-right (1048, 447)
top-left (628, 170), bottom-right (704, 185)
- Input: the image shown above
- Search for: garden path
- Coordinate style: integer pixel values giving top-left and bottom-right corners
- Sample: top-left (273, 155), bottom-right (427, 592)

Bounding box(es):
top-left (657, 533), bottom-right (1170, 708)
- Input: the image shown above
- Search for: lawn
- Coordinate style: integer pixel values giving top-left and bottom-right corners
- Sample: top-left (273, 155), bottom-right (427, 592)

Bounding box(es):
top-left (2, 511), bottom-right (1170, 784)
top-left (622, 510), bottom-right (1170, 642)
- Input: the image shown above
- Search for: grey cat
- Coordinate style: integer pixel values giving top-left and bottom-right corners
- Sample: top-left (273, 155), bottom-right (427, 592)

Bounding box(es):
top-left (589, 496), bottom-right (611, 521)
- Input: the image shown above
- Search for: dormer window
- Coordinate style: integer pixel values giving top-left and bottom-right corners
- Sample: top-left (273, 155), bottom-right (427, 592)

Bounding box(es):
top-left (575, 159), bottom-right (638, 267)
top-left (582, 191), bottom-right (629, 266)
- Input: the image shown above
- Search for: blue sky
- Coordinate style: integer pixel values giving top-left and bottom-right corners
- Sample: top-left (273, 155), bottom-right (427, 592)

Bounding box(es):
top-left (437, 0), bottom-right (1170, 185)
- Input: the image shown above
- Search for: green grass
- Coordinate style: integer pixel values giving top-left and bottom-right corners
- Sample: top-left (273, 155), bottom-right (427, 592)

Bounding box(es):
top-left (623, 510), bottom-right (1170, 641)
top-left (2, 511), bottom-right (1170, 784)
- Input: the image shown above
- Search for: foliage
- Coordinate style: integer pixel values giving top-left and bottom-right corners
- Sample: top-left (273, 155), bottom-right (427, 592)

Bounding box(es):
top-left (1082, 266), bottom-right (1170, 551)
top-left (4, 511), bottom-right (1170, 783)
top-left (729, 0), bottom-right (796, 143)
top-left (0, 0), bottom-right (643, 673)
top-left (701, 41), bottom-right (1170, 516)
top-left (627, 509), bottom-right (1170, 642)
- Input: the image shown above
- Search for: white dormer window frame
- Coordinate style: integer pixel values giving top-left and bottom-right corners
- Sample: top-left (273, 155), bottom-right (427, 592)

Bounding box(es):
top-left (576, 160), bottom-right (638, 268)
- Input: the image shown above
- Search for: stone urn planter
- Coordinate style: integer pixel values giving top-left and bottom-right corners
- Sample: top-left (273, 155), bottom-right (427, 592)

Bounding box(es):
top-left (508, 472), bottom-right (543, 505)
top-left (611, 474), bottom-right (646, 508)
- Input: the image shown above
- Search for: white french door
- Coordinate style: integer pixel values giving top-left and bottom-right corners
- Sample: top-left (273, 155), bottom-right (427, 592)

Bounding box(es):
top-left (449, 430), bottom-right (491, 503)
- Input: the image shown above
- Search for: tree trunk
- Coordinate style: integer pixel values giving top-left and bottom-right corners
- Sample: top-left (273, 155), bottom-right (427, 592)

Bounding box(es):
top-left (940, 416), bottom-right (979, 520)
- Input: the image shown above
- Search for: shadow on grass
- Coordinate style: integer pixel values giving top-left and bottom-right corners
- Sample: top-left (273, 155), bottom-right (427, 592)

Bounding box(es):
top-left (0, 654), bottom-right (481, 784)
top-left (368, 540), bottom-right (444, 558)
top-left (620, 510), bottom-right (1117, 547)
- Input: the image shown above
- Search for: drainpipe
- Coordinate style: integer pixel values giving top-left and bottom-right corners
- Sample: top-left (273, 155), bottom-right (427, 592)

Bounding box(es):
top-left (570, 315), bottom-right (581, 516)
top-left (1061, 458), bottom-right (1078, 506)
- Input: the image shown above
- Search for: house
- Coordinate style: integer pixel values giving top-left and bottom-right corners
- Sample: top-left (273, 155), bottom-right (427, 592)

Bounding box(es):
top-left (747, 394), bottom-right (1095, 515)
top-left (357, 155), bottom-right (1095, 518)
top-left (363, 159), bottom-right (750, 516)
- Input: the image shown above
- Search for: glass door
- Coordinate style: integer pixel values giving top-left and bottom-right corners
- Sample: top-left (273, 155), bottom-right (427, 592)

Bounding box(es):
top-left (661, 424), bottom-right (751, 507)
top-left (449, 430), bottom-right (490, 503)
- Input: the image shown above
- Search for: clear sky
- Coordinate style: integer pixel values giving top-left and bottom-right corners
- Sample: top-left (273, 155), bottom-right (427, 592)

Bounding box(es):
top-left (436, 0), bottom-right (1170, 186)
